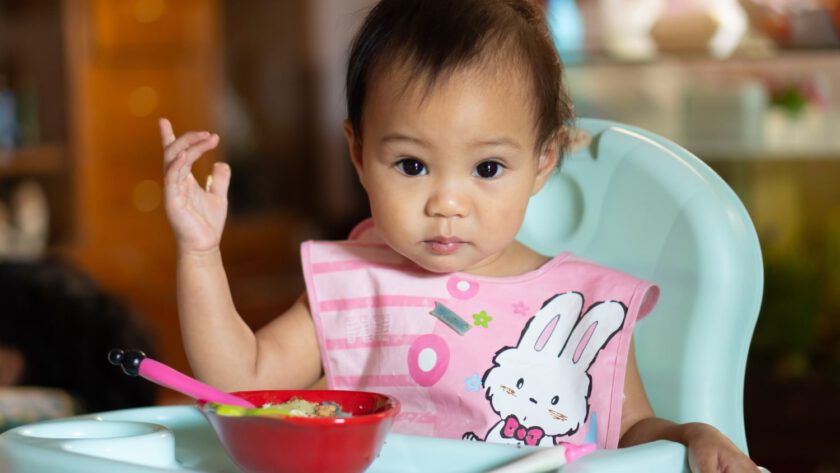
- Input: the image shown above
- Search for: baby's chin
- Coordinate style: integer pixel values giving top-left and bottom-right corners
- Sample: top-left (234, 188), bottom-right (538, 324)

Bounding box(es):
top-left (412, 251), bottom-right (510, 276)
top-left (389, 245), bottom-right (476, 274)
top-left (411, 257), bottom-right (469, 275)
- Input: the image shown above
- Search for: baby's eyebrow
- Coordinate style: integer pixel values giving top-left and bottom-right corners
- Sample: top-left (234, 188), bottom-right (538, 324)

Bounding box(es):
top-left (470, 137), bottom-right (521, 150)
top-left (381, 133), bottom-right (427, 147)
top-left (381, 133), bottom-right (522, 150)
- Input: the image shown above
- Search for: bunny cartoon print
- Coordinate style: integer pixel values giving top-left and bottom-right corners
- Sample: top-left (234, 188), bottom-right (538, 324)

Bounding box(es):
top-left (463, 292), bottom-right (626, 447)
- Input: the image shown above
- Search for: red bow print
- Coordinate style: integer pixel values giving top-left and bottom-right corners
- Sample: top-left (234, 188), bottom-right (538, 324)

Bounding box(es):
top-left (501, 415), bottom-right (545, 446)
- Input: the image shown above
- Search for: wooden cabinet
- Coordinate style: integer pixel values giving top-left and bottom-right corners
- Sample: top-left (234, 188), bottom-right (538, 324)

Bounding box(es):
top-left (67, 0), bottom-right (311, 376)
top-left (2, 0), bottom-right (309, 381)
top-left (1, 2), bottom-right (71, 247)
top-left (58, 0), bottom-right (222, 376)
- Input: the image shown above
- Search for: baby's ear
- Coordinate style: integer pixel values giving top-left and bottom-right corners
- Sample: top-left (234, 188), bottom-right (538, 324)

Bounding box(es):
top-left (343, 119), bottom-right (366, 186)
top-left (532, 133), bottom-right (560, 196)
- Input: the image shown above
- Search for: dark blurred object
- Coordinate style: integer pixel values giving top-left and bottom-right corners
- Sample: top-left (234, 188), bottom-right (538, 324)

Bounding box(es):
top-left (0, 58), bottom-right (15, 150)
top-left (740, 0), bottom-right (840, 48)
top-left (0, 258), bottom-right (159, 430)
top-left (0, 0), bottom-right (23, 15)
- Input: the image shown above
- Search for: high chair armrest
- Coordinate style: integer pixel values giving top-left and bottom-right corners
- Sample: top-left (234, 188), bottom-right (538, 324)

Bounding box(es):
top-left (563, 440), bottom-right (689, 473)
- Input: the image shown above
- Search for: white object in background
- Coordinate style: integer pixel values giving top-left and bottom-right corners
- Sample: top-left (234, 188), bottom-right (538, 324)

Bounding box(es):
top-left (600, 0), bottom-right (667, 60)
top-left (10, 180), bottom-right (49, 259)
top-left (707, 0), bottom-right (749, 58)
top-left (652, 0), bottom-right (748, 58)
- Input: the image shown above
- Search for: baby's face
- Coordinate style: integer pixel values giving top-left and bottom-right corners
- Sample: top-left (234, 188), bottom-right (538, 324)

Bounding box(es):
top-left (347, 63), bottom-right (556, 276)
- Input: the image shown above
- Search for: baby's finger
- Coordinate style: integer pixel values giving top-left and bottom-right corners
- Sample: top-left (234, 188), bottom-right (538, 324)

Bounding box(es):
top-left (206, 162), bottom-right (231, 197)
top-left (689, 453), bottom-right (719, 473)
top-left (164, 151), bottom-right (188, 192)
top-left (159, 118), bottom-right (176, 147)
top-left (181, 133), bottom-right (220, 168)
top-left (163, 131), bottom-right (212, 166)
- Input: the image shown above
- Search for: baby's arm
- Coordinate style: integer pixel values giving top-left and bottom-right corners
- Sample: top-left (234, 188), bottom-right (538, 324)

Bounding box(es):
top-left (160, 119), bottom-right (322, 392)
top-left (619, 338), bottom-right (759, 473)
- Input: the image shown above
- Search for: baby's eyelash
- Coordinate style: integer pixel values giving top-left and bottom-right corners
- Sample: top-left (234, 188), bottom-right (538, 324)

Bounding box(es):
top-left (474, 160), bottom-right (506, 179)
top-left (394, 157), bottom-right (427, 176)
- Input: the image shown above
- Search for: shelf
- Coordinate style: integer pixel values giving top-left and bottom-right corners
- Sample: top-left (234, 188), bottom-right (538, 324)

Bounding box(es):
top-left (565, 47), bottom-right (840, 162)
top-left (689, 145), bottom-right (840, 162)
top-left (0, 144), bottom-right (65, 178)
top-left (566, 48), bottom-right (840, 68)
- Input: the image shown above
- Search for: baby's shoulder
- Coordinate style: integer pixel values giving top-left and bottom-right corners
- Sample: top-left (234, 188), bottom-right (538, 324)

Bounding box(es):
top-left (548, 253), bottom-right (652, 288)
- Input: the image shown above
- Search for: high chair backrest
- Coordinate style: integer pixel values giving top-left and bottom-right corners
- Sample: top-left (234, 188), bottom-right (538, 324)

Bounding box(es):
top-left (517, 118), bottom-right (763, 454)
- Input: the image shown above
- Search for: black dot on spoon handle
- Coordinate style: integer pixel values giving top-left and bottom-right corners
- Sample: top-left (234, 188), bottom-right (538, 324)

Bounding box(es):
top-left (107, 348), bottom-right (146, 376)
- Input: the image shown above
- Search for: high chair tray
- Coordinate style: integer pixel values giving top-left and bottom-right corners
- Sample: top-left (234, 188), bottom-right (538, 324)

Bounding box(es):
top-left (0, 405), bottom-right (689, 472)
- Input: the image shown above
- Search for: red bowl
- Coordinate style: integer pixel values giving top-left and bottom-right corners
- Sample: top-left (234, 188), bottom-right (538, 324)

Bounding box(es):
top-left (197, 390), bottom-right (400, 473)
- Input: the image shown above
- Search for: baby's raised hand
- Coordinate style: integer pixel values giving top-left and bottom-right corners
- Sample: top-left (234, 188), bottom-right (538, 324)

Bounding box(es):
top-left (160, 118), bottom-right (230, 255)
top-left (685, 423), bottom-right (760, 473)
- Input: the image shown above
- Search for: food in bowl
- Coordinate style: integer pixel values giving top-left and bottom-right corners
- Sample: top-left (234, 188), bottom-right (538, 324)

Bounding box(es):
top-left (205, 397), bottom-right (352, 418)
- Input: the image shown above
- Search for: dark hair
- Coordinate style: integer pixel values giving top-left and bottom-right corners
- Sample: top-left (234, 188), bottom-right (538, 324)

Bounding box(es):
top-left (346, 0), bottom-right (574, 159)
top-left (0, 259), bottom-right (158, 413)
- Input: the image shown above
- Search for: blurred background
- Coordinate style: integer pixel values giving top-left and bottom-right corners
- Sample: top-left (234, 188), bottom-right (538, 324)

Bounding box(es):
top-left (0, 0), bottom-right (838, 471)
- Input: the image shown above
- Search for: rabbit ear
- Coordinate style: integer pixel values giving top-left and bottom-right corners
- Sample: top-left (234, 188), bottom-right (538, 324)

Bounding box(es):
top-left (518, 292), bottom-right (583, 354)
top-left (561, 301), bottom-right (626, 370)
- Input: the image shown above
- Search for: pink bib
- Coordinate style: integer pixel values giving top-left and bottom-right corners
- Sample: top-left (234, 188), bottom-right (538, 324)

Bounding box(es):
top-left (302, 221), bottom-right (658, 449)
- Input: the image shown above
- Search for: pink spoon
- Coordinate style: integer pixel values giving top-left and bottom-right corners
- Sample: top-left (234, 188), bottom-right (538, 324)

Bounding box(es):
top-left (108, 348), bottom-right (256, 408)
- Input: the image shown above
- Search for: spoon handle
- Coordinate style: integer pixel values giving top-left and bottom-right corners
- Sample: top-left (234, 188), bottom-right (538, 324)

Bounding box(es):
top-left (108, 348), bottom-right (256, 408)
top-left (139, 358), bottom-right (256, 408)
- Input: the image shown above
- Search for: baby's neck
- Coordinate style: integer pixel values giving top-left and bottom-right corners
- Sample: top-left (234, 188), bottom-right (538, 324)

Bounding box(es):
top-left (464, 241), bottom-right (552, 278)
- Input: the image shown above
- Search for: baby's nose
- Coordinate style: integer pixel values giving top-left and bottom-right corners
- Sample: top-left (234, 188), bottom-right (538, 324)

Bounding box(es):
top-left (425, 181), bottom-right (469, 218)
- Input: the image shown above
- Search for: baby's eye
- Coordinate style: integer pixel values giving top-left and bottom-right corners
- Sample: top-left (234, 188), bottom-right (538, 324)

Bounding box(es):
top-left (516, 378), bottom-right (524, 389)
top-left (551, 395), bottom-right (559, 405)
top-left (396, 158), bottom-right (427, 176)
top-left (473, 160), bottom-right (504, 179)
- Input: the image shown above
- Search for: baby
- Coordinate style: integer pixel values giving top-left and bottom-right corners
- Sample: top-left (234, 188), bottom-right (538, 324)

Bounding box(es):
top-left (159, 0), bottom-right (758, 471)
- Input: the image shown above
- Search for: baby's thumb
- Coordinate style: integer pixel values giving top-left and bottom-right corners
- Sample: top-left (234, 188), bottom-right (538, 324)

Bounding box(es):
top-left (159, 118), bottom-right (175, 147)
top-left (206, 162), bottom-right (232, 197)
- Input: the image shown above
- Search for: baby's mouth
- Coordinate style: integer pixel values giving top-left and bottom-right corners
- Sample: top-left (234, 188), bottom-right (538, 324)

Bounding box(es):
top-left (424, 237), bottom-right (465, 255)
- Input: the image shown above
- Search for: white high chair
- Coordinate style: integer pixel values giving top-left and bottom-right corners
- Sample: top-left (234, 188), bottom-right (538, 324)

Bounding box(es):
top-left (518, 118), bottom-right (764, 456)
top-left (0, 119), bottom-right (763, 472)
